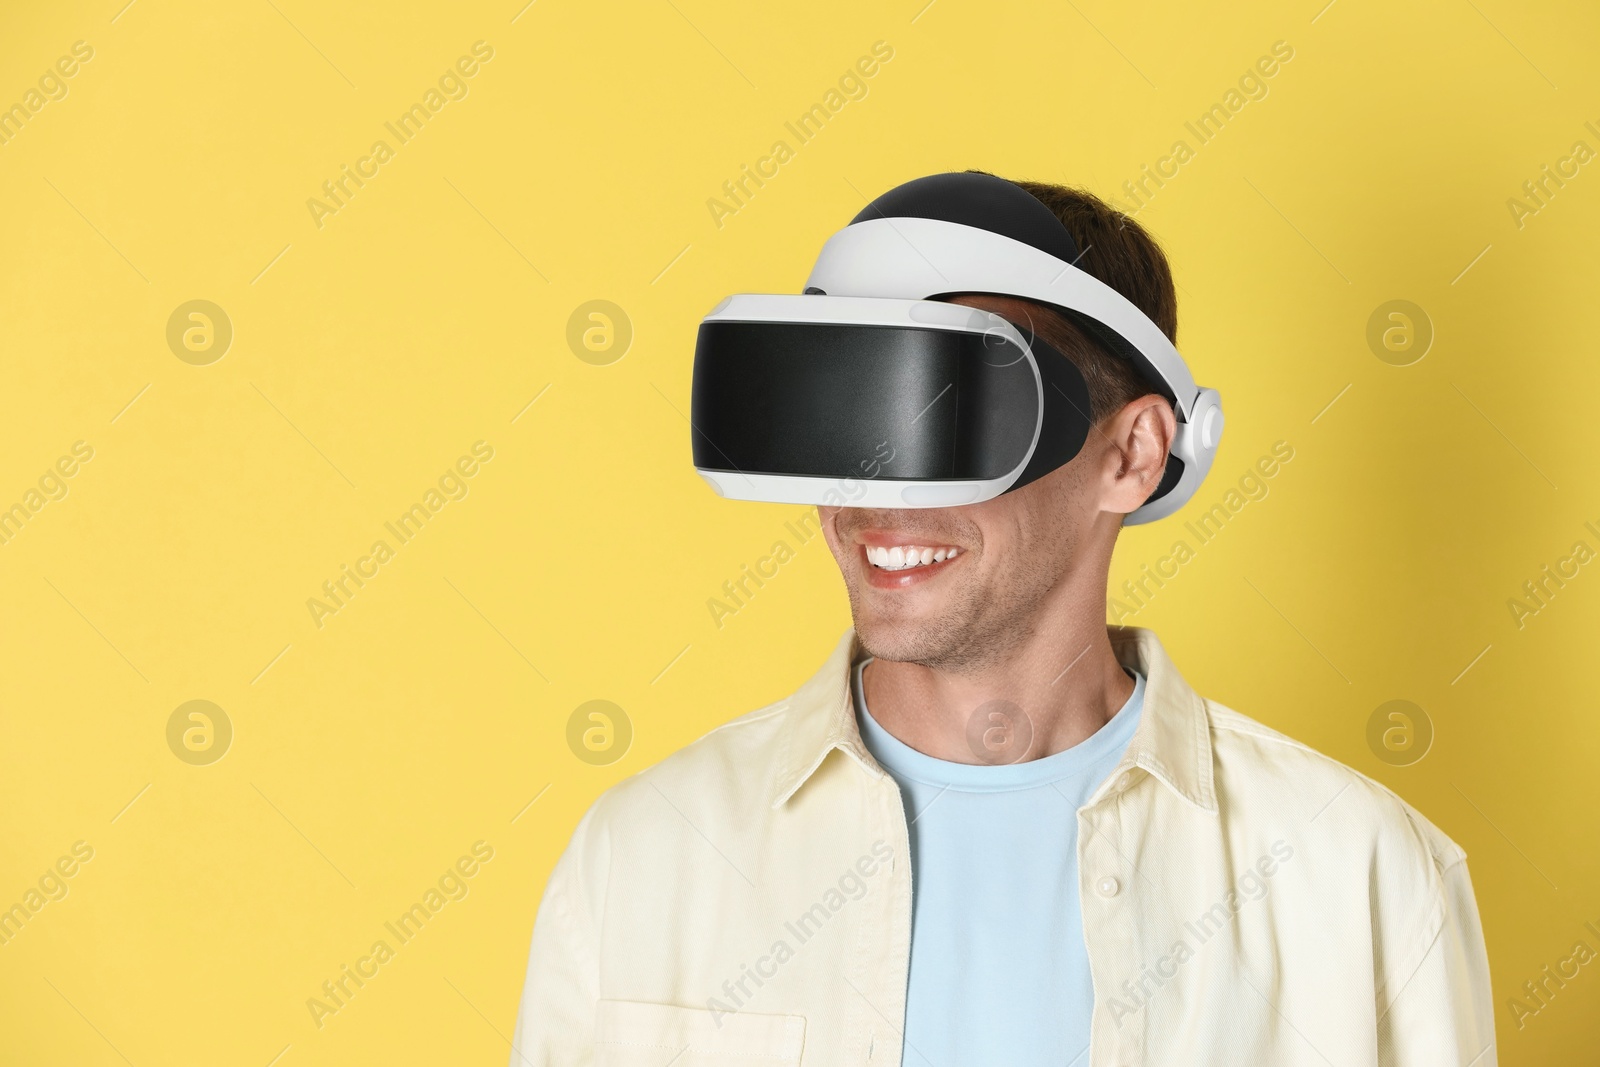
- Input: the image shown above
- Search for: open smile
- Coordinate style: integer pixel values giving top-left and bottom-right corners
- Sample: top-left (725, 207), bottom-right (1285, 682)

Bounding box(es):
top-left (859, 542), bottom-right (965, 588)
top-left (865, 544), bottom-right (961, 570)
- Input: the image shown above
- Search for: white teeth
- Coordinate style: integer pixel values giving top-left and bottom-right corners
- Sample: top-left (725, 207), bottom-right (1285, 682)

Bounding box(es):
top-left (865, 544), bottom-right (962, 571)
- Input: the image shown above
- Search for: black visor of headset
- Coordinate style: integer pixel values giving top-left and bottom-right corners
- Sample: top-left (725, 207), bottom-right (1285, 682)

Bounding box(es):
top-left (688, 172), bottom-right (1223, 523)
top-left (692, 296), bottom-right (1091, 508)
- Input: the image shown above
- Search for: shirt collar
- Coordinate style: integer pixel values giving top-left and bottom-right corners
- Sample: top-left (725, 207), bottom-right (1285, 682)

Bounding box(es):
top-left (769, 624), bottom-right (1217, 813)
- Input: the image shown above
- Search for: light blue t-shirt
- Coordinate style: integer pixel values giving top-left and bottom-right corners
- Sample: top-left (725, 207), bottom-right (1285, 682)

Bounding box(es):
top-left (852, 657), bottom-right (1144, 1067)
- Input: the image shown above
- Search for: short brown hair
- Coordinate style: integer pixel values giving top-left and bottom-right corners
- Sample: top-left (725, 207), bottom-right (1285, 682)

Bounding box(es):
top-left (980, 173), bottom-right (1178, 424)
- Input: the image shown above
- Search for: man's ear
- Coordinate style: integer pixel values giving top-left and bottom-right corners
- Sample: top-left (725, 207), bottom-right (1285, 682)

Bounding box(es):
top-left (1099, 395), bottom-right (1177, 516)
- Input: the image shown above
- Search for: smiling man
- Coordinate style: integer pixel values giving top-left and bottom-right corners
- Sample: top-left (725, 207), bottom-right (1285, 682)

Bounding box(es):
top-left (510, 172), bottom-right (1496, 1066)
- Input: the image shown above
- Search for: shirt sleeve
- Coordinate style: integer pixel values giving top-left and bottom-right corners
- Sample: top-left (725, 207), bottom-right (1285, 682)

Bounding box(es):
top-left (1376, 854), bottom-right (1497, 1066)
top-left (510, 809), bottom-right (604, 1067)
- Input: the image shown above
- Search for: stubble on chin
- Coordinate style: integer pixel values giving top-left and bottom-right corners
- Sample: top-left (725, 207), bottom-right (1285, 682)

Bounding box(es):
top-left (845, 574), bottom-right (1013, 673)
top-left (846, 549), bottom-right (1065, 674)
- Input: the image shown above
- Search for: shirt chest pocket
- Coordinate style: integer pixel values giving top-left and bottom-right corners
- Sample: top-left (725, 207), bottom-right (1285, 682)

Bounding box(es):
top-left (596, 999), bottom-right (806, 1067)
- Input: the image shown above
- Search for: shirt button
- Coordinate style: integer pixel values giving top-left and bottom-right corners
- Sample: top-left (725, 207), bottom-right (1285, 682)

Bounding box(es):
top-left (1096, 875), bottom-right (1121, 898)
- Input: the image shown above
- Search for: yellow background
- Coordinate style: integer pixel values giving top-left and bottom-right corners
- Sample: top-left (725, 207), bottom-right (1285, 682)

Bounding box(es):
top-left (2, 0), bottom-right (1596, 1063)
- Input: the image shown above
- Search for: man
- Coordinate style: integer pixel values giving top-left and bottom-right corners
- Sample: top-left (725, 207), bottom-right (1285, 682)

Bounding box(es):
top-left (511, 172), bottom-right (1496, 1066)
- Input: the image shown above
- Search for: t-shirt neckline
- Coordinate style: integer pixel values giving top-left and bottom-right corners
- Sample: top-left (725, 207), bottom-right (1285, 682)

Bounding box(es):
top-left (852, 656), bottom-right (1144, 793)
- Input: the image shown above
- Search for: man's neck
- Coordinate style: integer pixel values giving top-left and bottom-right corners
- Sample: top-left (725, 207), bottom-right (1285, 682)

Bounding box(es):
top-left (860, 610), bottom-right (1135, 765)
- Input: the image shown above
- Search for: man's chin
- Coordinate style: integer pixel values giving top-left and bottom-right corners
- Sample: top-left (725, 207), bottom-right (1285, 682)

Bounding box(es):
top-left (852, 614), bottom-right (959, 666)
top-left (846, 570), bottom-right (986, 666)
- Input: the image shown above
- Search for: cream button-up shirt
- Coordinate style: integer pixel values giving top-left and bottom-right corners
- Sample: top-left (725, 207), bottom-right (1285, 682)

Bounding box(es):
top-left (511, 626), bottom-right (1496, 1066)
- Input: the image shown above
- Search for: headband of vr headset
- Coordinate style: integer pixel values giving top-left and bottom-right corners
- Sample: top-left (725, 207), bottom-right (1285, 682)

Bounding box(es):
top-left (689, 171), bottom-right (1223, 524)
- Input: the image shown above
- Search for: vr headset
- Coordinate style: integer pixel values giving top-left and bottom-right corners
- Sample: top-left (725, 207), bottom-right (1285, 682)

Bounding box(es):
top-left (689, 171), bottom-right (1223, 524)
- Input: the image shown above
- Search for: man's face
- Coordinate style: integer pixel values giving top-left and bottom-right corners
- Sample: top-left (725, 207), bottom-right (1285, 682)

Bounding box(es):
top-left (818, 294), bottom-right (1121, 673)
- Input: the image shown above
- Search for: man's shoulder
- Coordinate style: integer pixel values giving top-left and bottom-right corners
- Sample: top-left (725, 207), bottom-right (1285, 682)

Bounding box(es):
top-left (1202, 697), bottom-right (1467, 875)
top-left (575, 696), bottom-right (799, 839)
top-left (577, 630), bottom-right (860, 841)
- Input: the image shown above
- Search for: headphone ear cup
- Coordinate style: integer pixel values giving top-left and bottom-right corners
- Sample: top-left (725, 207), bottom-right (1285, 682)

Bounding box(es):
top-left (1004, 335), bottom-right (1092, 494)
top-left (1147, 451), bottom-right (1186, 508)
top-left (1131, 387), bottom-right (1219, 521)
